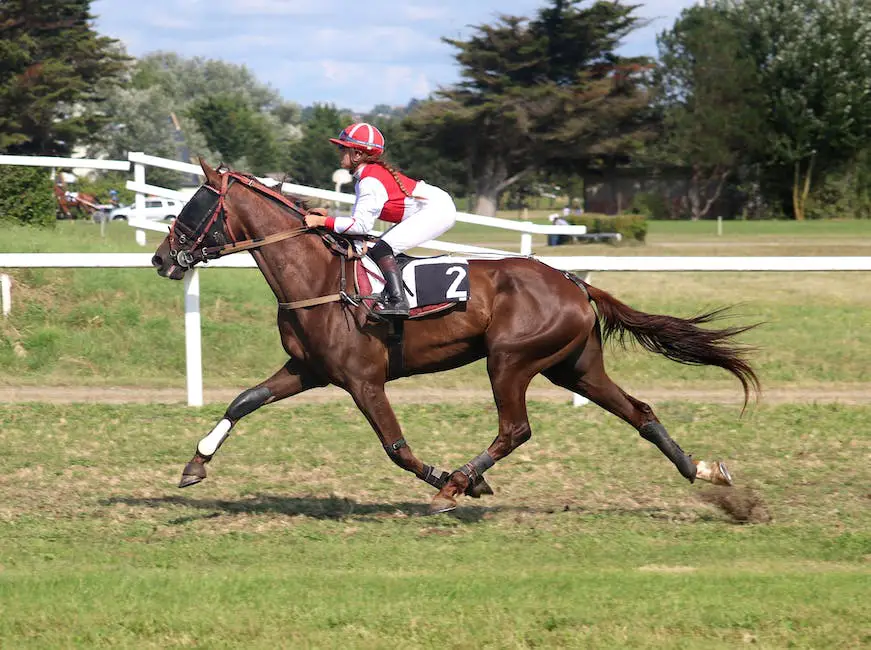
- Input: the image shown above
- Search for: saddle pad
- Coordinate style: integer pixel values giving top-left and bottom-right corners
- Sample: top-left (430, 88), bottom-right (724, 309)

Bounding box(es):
top-left (357, 255), bottom-right (471, 317)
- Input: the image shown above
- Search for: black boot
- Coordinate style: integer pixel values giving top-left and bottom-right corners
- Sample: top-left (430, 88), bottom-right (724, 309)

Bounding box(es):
top-left (370, 241), bottom-right (410, 317)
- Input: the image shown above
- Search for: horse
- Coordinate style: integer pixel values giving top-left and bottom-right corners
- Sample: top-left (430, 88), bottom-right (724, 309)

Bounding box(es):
top-left (151, 159), bottom-right (760, 514)
top-left (53, 184), bottom-right (100, 220)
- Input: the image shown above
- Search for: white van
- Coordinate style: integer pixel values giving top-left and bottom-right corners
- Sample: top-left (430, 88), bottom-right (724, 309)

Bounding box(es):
top-left (110, 197), bottom-right (183, 221)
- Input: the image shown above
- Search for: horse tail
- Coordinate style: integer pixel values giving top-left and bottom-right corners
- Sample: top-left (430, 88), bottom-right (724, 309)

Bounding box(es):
top-left (578, 278), bottom-right (761, 408)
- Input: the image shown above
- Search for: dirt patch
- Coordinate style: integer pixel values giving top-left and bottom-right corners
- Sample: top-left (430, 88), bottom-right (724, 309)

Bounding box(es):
top-left (698, 486), bottom-right (772, 524)
top-left (2, 384), bottom-right (871, 405)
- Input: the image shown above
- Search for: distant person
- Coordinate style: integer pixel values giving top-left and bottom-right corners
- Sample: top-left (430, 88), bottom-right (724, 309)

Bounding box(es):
top-left (108, 189), bottom-right (119, 207)
top-left (303, 122), bottom-right (458, 318)
top-left (548, 212), bottom-right (570, 246)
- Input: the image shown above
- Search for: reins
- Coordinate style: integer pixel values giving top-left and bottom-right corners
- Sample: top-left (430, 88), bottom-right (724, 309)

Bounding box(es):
top-left (179, 170), bottom-right (364, 312)
top-left (201, 171), bottom-right (311, 260)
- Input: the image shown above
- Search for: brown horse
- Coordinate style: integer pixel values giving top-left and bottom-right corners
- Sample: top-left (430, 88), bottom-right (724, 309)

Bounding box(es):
top-left (151, 160), bottom-right (760, 514)
top-left (53, 183), bottom-right (100, 220)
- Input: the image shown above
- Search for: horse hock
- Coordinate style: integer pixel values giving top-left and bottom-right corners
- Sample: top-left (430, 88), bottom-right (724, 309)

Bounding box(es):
top-left (178, 386), bottom-right (273, 488)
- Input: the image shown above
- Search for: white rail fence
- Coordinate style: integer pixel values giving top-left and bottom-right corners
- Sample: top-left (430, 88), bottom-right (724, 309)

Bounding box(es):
top-left (123, 152), bottom-right (595, 255)
top-left (2, 255), bottom-right (870, 407)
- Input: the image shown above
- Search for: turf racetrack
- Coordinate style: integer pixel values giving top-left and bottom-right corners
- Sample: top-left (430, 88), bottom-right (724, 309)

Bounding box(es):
top-left (1, 402), bottom-right (869, 648)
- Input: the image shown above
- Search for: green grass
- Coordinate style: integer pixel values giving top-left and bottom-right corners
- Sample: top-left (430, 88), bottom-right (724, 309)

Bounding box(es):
top-left (1, 402), bottom-right (869, 648)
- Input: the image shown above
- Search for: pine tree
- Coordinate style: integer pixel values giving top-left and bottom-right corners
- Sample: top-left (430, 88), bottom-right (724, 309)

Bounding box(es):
top-left (0, 0), bottom-right (127, 154)
top-left (407, 0), bottom-right (653, 215)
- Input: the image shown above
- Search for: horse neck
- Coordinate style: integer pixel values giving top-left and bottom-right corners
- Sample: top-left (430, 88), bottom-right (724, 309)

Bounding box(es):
top-left (226, 187), bottom-right (339, 304)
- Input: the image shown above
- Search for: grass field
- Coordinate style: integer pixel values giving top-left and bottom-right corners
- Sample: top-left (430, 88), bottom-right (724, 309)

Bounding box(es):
top-left (1, 401), bottom-right (869, 648)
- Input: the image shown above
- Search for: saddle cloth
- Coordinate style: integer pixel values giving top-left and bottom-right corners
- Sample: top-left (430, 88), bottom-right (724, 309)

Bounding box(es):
top-left (356, 254), bottom-right (471, 318)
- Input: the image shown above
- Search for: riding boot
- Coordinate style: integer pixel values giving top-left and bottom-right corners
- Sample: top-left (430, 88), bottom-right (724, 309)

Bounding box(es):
top-left (370, 242), bottom-right (410, 318)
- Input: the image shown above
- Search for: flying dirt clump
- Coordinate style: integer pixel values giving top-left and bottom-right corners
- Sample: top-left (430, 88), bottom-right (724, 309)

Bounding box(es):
top-left (698, 486), bottom-right (771, 524)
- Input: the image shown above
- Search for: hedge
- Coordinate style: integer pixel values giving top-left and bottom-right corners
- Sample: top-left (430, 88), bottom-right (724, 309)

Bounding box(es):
top-left (569, 213), bottom-right (647, 243)
top-left (0, 166), bottom-right (55, 228)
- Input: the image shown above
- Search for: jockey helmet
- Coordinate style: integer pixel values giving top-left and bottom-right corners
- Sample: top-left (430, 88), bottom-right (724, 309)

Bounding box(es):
top-left (329, 123), bottom-right (385, 156)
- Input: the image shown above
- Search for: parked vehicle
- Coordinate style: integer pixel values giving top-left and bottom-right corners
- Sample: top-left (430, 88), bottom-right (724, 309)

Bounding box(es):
top-left (110, 197), bottom-right (183, 221)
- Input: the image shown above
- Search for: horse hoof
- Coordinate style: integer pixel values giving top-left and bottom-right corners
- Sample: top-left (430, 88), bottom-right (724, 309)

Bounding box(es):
top-left (466, 476), bottom-right (494, 499)
top-left (178, 461), bottom-right (207, 488)
top-left (694, 460), bottom-right (734, 486)
top-left (178, 474), bottom-right (204, 488)
top-left (428, 495), bottom-right (457, 515)
top-left (713, 461), bottom-right (733, 486)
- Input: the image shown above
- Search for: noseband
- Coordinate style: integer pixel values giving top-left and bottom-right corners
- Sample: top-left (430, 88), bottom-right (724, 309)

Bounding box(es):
top-left (168, 171), bottom-right (310, 268)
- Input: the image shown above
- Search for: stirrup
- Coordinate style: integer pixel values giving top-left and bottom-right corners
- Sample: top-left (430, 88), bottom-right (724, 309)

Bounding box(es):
top-left (375, 295), bottom-right (410, 317)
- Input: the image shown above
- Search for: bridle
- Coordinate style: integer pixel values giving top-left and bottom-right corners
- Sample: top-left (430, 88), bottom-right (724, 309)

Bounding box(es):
top-left (168, 170), bottom-right (309, 269)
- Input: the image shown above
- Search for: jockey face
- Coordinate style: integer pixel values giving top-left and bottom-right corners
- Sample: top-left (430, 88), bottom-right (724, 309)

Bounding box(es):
top-left (337, 146), bottom-right (365, 171)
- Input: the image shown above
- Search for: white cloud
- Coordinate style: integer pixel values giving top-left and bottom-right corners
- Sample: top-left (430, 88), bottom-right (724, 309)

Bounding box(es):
top-left (402, 5), bottom-right (448, 22)
top-left (218, 0), bottom-right (333, 15)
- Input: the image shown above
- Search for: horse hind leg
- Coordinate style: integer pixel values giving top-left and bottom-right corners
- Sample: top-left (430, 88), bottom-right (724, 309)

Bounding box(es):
top-left (542, 338), bottom-right (733, 486)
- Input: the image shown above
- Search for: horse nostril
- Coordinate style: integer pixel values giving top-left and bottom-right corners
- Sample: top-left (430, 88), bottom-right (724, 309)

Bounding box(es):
top-left (151, 255), bottom-right (163, 268)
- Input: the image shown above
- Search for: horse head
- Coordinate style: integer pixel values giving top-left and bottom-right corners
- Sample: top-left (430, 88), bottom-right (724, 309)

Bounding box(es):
top-left (152, 159), bottom-right (312, 281)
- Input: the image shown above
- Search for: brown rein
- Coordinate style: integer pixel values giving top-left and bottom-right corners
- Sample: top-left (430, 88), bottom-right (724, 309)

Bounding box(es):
top-left (200, 171), bottom-right (355, 311)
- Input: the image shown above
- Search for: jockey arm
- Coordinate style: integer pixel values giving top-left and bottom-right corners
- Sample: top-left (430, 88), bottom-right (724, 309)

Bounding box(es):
top-left (323, 176), bottom-right (386, 235)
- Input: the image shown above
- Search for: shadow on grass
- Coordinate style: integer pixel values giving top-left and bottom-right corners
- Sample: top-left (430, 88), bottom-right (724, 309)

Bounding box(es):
top-left (102, 493), bottom-right (506, 524)
top-left (101, 493), bottom-right (729, 525)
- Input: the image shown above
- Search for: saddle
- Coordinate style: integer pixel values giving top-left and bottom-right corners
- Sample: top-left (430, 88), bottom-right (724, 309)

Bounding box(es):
top-left (356, 253), bottom-right (471, 319)
top-left (321, 232), bottom-right (471, 320)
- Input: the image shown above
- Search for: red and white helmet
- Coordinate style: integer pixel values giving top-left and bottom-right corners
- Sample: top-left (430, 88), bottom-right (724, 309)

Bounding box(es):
top-left (329, 123), bottom-right (385, 156)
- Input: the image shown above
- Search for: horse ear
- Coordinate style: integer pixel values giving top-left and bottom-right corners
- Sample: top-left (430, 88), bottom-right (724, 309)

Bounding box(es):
top-left (199, 157), bottom-right (221, 187)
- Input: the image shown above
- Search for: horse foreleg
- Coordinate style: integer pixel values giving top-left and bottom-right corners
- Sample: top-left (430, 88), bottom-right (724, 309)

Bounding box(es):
top-left (179, 359), bottom-right (325, 488)
top-left (430, 354), bottom-right (532, 514)
top-left (346, 381), bottom-right (453, 497)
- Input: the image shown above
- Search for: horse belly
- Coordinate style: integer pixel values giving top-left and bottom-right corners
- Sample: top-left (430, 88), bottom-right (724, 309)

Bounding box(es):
top-left (400, 311), bottom-right (488, 376)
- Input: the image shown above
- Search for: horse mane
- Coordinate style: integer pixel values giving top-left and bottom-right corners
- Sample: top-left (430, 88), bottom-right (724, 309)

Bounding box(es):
top-left (219, 165), bottom-right (312, 213)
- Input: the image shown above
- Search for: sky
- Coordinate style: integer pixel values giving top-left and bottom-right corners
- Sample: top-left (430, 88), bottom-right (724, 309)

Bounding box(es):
top-left (91, 0), bottom-right (700, 113)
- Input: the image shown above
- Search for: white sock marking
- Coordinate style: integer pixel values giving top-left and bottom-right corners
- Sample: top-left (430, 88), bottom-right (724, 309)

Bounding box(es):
top-left (198, 418), bottom-right (232, 456)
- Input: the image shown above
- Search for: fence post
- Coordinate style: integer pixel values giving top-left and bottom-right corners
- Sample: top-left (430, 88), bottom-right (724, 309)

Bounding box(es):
top-left (184, 268), bottom-right (204, 407)
top-left (520, 232), bottom-right (533, 255)
top-left (132, 153), bottom-right (147, 247)
top-left (1, 274), bottom-right (10, 317)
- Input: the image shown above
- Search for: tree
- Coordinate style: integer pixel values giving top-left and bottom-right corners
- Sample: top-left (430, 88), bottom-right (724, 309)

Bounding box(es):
top-left (653, 4), bottom-right (765, 220)
top-left (0, 0), bottom-right (127, 154)
top-left (721, 0), bottom-right (871, 219)
top-left (369, 113), bottom-right (470, 199)
top-left (408, 0), bottom-right (653, 215)
top-left (289, 104), bottom-right (350, 187)
top-left (89, 53), bottom-right (302, 180)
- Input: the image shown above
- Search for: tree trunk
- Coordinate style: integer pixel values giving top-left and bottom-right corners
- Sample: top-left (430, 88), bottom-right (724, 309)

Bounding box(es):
top-left (792, 155), bottom-right (815, 221)
top-left (688, 165), bottom-right (730, 221)
top-left (472, 156), bottom-right (531, 217)
top-left (474, 193), bottom-right (499, 216)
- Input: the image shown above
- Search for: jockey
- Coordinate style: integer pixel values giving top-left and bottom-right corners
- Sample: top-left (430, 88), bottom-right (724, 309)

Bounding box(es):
top-left (303, 122), bottom-right (457, 317)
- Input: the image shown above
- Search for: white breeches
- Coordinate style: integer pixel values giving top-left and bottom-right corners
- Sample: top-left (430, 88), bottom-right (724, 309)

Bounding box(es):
top-left (380, 182), bottom-right (457, 254)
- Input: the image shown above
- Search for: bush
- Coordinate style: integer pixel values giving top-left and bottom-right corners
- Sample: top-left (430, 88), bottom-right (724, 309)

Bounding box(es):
top-left (0, 166), bottom-right (55, 227)
top-left (75, 171), bottom-right (134, 206)
top-left (628, 191), bottom-right (674, 220)
top-left (806, 157), bottom-right (871, 220)
top-left (569, 213), bottom-right (647, 243)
